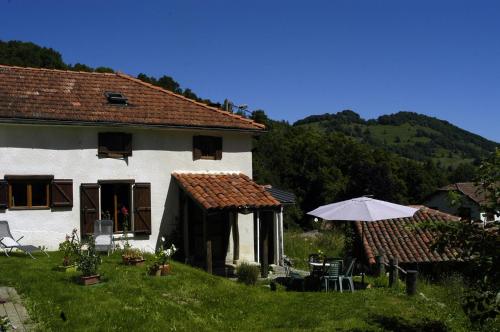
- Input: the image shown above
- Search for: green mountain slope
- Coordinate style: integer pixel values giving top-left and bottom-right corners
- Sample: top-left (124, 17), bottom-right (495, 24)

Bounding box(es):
top-left (294, 110), bottom-right (498, 167)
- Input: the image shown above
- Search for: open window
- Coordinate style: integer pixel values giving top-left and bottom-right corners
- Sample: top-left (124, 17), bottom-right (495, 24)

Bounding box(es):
top-left (98, 132), bottom-right (132, 158)
top-left (100, 182), bottom-right (132, 233)
top-left (80, 181), bottom-right (151, 236)
top-left (193, 136), bottom-right (222, 160)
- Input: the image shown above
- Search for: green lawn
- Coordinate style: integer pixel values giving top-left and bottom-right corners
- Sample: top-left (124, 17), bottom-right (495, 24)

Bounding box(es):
top-left (0, 251), bottom-right (481, 331)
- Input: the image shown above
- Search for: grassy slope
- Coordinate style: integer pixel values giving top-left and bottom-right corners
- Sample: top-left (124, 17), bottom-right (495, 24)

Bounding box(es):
top-left (296, 121), bottom-right (481, 166)
top-left (0, 251), bottom-right (476, 331)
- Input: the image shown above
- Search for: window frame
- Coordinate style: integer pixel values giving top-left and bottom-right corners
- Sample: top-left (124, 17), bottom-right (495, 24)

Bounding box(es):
top-left (98, 132), bottom-right (133, 158)
top-left (193, 135), bottom-right (222, 160)
top-left (6, 176), bottom-right (53, 210)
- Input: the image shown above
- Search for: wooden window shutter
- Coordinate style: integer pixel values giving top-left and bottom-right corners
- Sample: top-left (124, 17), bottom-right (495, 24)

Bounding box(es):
top-left (80, 184), bottom-right (99, 236)
top-left (51, 179), bottom-right (73, 208)
top-left (0, 180), bottom-right (8, 210)
top-left (133, 183), bottom-right (151, 235)
top-left (215, 137), bottom-right (223, 160)
top-left (98, 133), bottom-right (108, 156)
top-left (123, 133), bottom-right (133, 157)
top-left (193, 136), bottom-right (202, 160)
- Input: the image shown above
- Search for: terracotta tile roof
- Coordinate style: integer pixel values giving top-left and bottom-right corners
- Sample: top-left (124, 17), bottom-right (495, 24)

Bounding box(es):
top-left (172, 172), bottom-right (280, 210)
top-left (355, 206), bottom-right (461, 265)
top-left (438, 182), bottom-right (488, 205)
top-left (0, 65), bottom-right (264, 131)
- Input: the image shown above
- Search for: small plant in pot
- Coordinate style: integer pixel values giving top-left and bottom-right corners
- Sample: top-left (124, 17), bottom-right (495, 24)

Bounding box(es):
top-left (57, 228), bottom-right (80, 272)
top-left (122, 247), bottom-right (145, 266)
top-left (149, 238), bottom-right (177, 276)
top-left (77, 237), bottom-right (101, 285)
top-left (119, 206), bottom-right (145, 266)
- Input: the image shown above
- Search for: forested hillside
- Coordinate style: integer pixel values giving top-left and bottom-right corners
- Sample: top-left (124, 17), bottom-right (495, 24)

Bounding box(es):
top-left (295, 110), bottom-right (498, 167)
top-left (2, 39), bottom-right (497, 228)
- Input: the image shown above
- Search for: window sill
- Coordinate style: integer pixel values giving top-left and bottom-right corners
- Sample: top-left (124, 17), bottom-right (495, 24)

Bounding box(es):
top-left (8, 206), bottom-right (51, 211)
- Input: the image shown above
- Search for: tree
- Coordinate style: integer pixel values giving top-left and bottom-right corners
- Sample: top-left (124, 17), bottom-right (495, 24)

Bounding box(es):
top-left (423, 148), bottom-right (499, 326)
top-left (250, 110), bottom-right (270, 127)
top-left (449, 163), bottom-right (477, 183)
top-left (0, 40), bottom-right (67, 69)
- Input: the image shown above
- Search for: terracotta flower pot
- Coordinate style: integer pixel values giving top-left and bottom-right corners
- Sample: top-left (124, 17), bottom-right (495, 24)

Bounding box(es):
top-left (80, 274), bottom-right (100, 286)
top-left (122, 255), bottom-right (145, 266)
top-left (160, 264), bottom-right (171, 276)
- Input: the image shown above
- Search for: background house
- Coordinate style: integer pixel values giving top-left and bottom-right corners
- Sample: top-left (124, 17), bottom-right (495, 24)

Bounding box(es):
top-left (423, 182), bottom-right (499, 223)
top-left (0, 65), bottom-right (282, 271)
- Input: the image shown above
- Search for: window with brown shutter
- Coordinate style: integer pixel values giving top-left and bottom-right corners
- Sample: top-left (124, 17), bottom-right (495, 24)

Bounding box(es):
top-left (5, 175), bottom-right (53, 209)
top-left (98, 132), bottom-right (132, 158)
top-left (51, 179), bottom-right (73, 208)
top-left (133, 183), bottom-right (151, 235)
top-left (193, 136), bottom-right (222, 160)
top-left (80, 184), bottom-right (100, 235)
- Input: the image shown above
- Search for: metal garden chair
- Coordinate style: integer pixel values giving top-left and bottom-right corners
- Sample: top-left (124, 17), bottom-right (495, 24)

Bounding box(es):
top-left (94, 220), bottom-right (114, 255)
top-left (0, 220), bottom-right (49, 259)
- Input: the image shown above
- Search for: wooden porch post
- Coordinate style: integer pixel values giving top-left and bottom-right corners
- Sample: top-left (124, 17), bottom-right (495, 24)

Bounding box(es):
top-left (261, 213), bottom-right (269, 278)
top-left (232, 211), bottom-right (239, 264)
top-left (255, 211), bottom-right (260, 263)
top-left (279, 206), bottom-right (284, 266)
top-left (273, 211), bottom-right (278, 265)
top-left (203, 210), bottom-right (212, 274)
top-left (182, 193), bottom-right (190, 263)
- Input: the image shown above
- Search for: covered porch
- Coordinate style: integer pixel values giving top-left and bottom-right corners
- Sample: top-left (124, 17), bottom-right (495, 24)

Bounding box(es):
top-left (172, 172), bottom-right (283, 276)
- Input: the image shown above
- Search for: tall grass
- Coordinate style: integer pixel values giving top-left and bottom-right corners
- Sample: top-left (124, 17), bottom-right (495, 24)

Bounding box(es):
top-left (284, 229), bottom-right (345, 270)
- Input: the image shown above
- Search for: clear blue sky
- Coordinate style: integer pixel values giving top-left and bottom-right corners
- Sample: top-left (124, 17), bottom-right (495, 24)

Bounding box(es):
top-left (1, 0), bottom-right (499, 141)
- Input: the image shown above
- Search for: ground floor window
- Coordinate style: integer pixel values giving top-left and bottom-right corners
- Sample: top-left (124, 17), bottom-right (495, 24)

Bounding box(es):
top-left (7, 176), bottom-right (52, 209)
top-left (80, 181), bottom-right (151, 236)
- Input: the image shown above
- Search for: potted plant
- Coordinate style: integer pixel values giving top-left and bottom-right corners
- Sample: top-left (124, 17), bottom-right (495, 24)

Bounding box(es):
top-left (122, 247), bottom-right (146, 266)
top-left (149, 237), bottom-right (177, 276)
top-left (119, 206), bottom-right (146, 266)
top-left (57, 229), bottom-right (79, 272)
top-left (77, 237), bottom-right (101, 285)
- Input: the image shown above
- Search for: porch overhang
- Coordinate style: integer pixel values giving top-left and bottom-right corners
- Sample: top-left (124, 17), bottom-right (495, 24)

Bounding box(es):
top-left (172, 172), bottom-right (281, 212)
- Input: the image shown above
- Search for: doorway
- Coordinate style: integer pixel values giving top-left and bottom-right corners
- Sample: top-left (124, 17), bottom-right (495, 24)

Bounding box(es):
top-left (100, 183), bottom-right (132, 233)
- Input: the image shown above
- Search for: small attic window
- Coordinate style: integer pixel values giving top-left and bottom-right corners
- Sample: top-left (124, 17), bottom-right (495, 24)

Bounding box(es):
top-left (105, 91), bottom-right (128, 105)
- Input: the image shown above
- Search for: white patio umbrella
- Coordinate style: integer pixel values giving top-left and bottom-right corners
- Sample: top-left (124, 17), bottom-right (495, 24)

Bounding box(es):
top-left (307, 197), bottom-right (418, 281)
top-left (307, 196), bottom-right (418, 222)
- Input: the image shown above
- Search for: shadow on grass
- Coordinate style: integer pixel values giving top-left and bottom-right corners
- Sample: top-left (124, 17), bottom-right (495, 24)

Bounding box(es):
top-left (369, 314), bottom-right (448, 332)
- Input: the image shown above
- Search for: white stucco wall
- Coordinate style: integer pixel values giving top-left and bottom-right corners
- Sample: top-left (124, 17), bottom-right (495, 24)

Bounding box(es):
top-left (0, 123), bottom-right (257, 259)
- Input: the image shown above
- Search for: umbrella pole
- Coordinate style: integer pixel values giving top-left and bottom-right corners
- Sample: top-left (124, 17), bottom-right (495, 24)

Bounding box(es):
top-left (361, 222), bottom-right (365, 286)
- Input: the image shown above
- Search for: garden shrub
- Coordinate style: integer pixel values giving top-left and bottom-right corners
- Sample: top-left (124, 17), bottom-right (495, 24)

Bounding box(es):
top-left (237, 262), bottom-right (260, 285)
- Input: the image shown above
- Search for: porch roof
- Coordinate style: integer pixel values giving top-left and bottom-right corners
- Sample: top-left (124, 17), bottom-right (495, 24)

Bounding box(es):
top-left (172, 172), bottom-right (280, 211)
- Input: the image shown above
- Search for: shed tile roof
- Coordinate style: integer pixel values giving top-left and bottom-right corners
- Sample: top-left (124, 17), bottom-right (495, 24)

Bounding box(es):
top-left (172, 172), bottom-right (280, 210)
top-left (0, 65), bottom-right (264, 131)
top-left (264, 186), bottom-right (296, 205)
top-left (355, 206), bottom-right (461, 265)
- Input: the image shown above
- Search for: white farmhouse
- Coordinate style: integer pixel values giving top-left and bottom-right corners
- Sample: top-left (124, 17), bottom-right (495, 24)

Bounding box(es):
top-left (423, 182), bottom-right (499, 224)
top-left (0, 65), bottom-right (284, 273)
